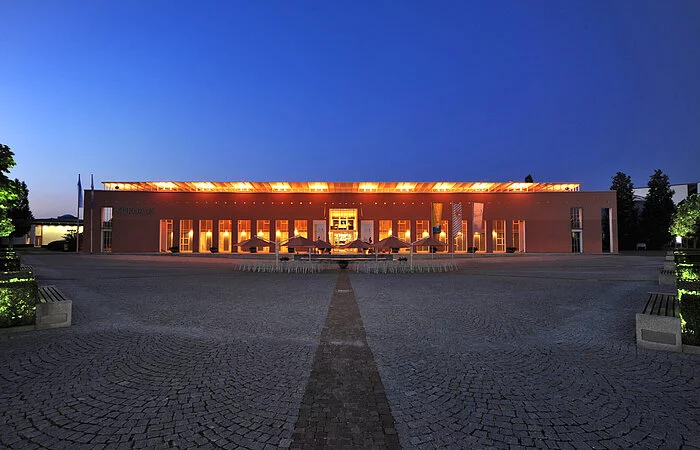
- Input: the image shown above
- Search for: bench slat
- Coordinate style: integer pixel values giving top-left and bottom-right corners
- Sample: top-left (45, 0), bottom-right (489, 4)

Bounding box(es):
top-left (643, 292), bottom-right (679, 318)
top-left (38, 286), bottom-right (70, 303)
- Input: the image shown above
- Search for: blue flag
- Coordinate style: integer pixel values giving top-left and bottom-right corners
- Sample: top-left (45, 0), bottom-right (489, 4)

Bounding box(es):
top-left (77, 174), bottom-right (83, 208)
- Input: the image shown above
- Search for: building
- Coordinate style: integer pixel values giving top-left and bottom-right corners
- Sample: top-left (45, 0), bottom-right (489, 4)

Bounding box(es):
top-left (81, 181), bottom-right (618, 254)
top-left (31, 215), bottom-right (83, 247)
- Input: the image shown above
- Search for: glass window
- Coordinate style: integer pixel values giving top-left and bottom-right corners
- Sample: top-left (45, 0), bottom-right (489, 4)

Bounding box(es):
top-left (102, 229), bottom-right (112, 253)
top-left (180, 219), bottom-right (193, 252)
top-left (572, 231), bottom-right (582, 253)
top-left (257, 219), bottom-right (271, 252)
top-left (237, 220), bottom-right (251, 253)
top-left (379, 220), bottom-right (392, 240)
top-left (219, 220), bottom-right (232, 253)
top-left (101, 207), bottom-right (113, 228)
top-left (492, 220), bottom-right (506, 252)
top-left (276, 220), bottom-right (289, 252)
top-left (571, 208), bottom-right (582, 229)
top-left (415, 220), bottom-right (430, 252)
top-left (454, 220), bottom-right (467, 252)
top-left (439, 220), bottom-right (448, 251)
top-left (199, 220), bottom-right (213, 253)
top-left (398, 220), bottom-right (410, 243)
top-left (473, 221), bottom-right (487, 252)
top-left (512, 220), bottom-right (525, 252)
top-left (294, 220), bottom-right (308, 238)
top-left (160, 219), bottom-right (174, 252)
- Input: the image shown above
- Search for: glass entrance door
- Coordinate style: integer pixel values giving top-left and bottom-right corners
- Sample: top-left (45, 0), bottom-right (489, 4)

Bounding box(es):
top-left (329, 209), bottom-right (358, 247)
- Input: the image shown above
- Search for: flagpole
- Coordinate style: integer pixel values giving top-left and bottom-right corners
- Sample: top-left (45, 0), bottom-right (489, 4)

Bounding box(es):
top-left (90, 174), bottom-right (94, 254)
top-left (76, 174), bottom-right (82, 254)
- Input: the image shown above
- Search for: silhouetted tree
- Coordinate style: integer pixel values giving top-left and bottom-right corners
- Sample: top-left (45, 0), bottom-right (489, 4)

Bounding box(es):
top-left (610, 172), bottom-right (638, 250)
top-left (524, 174), bottom-right (533, 183)
top-left (639, 169), bottom-right (676, 250)
top-left (8, 180), bottom-right (33, 238)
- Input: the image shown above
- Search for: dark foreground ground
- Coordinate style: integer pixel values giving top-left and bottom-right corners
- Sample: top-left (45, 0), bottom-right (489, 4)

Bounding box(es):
top-left (1, 252), bottom-right (698, 449)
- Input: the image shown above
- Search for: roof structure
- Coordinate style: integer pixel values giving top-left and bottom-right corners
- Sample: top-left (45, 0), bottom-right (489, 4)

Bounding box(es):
top-left (101, 181), bottom-right (581, 194)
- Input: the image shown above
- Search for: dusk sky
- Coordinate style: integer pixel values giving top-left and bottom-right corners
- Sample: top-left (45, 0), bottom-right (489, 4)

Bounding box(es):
top-left (2, 1), bottom-right (699, 219)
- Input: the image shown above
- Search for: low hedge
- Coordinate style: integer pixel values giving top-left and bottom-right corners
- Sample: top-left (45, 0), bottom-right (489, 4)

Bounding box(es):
top-left (0, 274), bottom-right (38, 328)
top-left (675, 250), bottom-right (700, 346)
top-left (0, 252), bottom-right (21, 272)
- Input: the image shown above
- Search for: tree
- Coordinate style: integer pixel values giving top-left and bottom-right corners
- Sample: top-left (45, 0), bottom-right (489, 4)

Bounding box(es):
top-left (524, 174), bottom-right (533, 183)
top-left (670, 194), bottom-right (700, 247)
top-left (0, 144), bottom-right (18, 237)
top-left (7, 180), bottom-right (33, 238)
top-left (610, 171), bottom-right (638, 250)
top-left (639, 169), bottom-right (676, 250)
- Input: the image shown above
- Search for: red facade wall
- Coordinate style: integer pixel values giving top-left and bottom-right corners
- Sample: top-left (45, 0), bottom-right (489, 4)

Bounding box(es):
top-left (82, 190), bottom-right (617, 254)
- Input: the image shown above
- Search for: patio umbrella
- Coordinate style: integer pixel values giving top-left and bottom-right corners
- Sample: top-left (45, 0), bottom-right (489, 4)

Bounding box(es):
top-left (314, 239), bottom-right (333, 253)
top-left (410, 236), bottom-right (446, 268)
top-left (340, 239), bottom-right (373, 251)
top-left (233, 236), bottom-right (276, 252)
top-left (285, 235), bottom-right (316, 251)
top-left (374, 235), bottom-right (411, 251)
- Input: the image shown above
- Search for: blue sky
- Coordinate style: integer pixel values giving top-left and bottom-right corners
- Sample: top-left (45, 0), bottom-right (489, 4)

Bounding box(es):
top-left (1, 1), bottom-right (699, 218)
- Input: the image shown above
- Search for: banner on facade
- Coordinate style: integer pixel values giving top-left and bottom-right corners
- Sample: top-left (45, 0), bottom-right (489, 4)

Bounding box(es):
top-left (452, 202), bottom-right (462, 238)
top-left (431, 202), bottom-right (443, 235)
top-left (473, 202), bottom-right (484, 234)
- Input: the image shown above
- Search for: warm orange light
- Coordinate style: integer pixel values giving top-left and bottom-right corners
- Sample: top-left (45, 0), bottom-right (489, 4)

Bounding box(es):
top-left (396, 182), bottom-right (415, 191)
top-left (271, 182), bottom-right (291, 191)
top-left (359, 182), bottom-right (378, 191)
top-left (257, 231), bottom-right (264, 237)
top-left (309, 182), bottom-right (328, 191)
top-left (194, 182), bottom-right (215, 190)
top-left (276, 230), bottom-right (281, 237)
top-left (422, 231), bottom-right (429, 237)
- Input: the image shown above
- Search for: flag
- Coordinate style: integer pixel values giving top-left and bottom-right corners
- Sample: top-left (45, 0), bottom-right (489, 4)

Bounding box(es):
top-left (90, 174), bottom-right (95, 208)
top-left (473, 202), bottom-right (484, 233)
top-left (77, 174), bottom-right (83, 208)
top-left (452, 202), bottom-right (463, 237)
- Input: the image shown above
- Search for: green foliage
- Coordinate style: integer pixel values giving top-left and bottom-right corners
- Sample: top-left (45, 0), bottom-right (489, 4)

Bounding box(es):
top-left (675, 249), bottom-right (700, 345)
top-left (610, 171), bottom-right (638, 250)
top-left (524, 174), bottom-right (533, 183)
top-left (0, 252), bottom-right (21, 271)
top-left (0, 144), bottom-right (18, 237)
top-left (639, 169), bottom-right (676, 250)
top-left (0, 273), bottom-right (38, 328)
top-left (670, 194), bottom-right (700, 240)
top-left (7, 180), bottom-right (34, 237)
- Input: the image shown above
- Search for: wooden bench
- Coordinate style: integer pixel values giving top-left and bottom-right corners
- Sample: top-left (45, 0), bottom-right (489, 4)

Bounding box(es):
top-left (636, 292), bottom-right (681, 352)
top-left (36, 285), bottom-right (72, 330)
top-left (658, 269), bottom-right (675, 286)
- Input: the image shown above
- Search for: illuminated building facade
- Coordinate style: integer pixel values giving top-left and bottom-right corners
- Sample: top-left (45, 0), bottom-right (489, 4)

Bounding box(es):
top-left (82, 181), bottom-right (617, 254)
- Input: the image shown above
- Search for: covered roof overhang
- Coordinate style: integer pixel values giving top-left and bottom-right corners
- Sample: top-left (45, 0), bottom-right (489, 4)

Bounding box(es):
top-left (101, 181), bottom-right (581, 193)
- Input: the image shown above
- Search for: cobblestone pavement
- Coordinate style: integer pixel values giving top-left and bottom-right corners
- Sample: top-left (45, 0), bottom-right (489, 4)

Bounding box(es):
top-left (291, 271), bottom-right (400, 449)
top-left (0, 252), bottom-right (698, 449)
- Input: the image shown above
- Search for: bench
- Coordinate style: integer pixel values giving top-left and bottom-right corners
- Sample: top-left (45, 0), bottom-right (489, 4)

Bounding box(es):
top-left (36, 285), bottom-right (72, 330)
top-left (658, 269), bottom-right (675, 286)
top-left (636, 292), bottom-right (681, 352)
top-left (636, 243), bottom-right (647, 251)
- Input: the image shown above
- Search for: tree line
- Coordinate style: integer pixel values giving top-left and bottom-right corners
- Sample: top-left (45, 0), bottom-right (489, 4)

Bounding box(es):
top-left (612, 169), bottom-right (699, 250)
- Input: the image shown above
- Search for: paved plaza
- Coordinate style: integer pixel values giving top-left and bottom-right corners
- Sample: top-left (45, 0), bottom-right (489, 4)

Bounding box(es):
top-left (1, 252), bottom-right (699, 449)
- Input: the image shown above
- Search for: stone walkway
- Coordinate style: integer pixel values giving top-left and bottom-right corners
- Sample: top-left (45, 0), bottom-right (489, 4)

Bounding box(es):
top-left (0, 252), bottom-right (699, 449)
top-left (291, 271), bottom-right (400, 449)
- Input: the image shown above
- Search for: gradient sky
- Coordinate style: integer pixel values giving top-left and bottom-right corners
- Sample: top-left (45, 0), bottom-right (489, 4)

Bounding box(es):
top-left (2, 1), bottom-right (699, 218)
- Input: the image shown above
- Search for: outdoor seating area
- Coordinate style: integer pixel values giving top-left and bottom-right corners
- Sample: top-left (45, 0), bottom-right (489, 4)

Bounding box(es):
top-left (231, 258), bottom-right (458, 274)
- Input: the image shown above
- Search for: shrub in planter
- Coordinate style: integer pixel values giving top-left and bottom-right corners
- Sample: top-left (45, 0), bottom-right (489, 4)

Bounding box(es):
top-left (210, 247), bottom-right (219, 253)
top-left (506, 247), bottom-right (517, 253)
top-left (675, 249), bottom-right (700, 346)
top-left (467, 247), bottom-right (477, 253)
top-left (249, 247), bottom-right (257, 253)
top-left (169, 246), bottom-right (179, 253)
top-left (0, 252), bottom-right (21, 271)
top-left (0, 272), bottom-right (38, 328)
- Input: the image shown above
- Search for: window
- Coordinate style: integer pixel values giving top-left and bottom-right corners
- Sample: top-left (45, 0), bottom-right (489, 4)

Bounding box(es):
top-left (572, 231), bottom-right (582, 253)
top-left (160, 219), bottom-right (174, 252)
top-left (102, 207), bottom-right (113, 253)
top-left (512, 220), bottom-right (525, 252)
top-left (219, 220), bottom-right (232, 253)
top-left (570, 207), bottom-right (582, 229)
top-left (398, 220), bottom-right (410, 243)
top-left (294, 220), bottom-right (308, 238)
top-left (492, 220), bottom-right (506, 252)
top-left (473, 220), bottom-right (487, 252)
top-left (199, 220), bottom-right (213, 252)
top-left (180, 219), bottom-right (193, 252)
top-left (237, 220), bottom-right (251, 253)
top-left (379, 220), bottom-right (392, 240)
top-left (276, 220), bottom-right (289, 252)
top-left (454, 220), bottom-right (467, 252)
top-left (415, 220), bottom-right (430, 252)
top-left (101, 207), bottom-right (113, 228)
top-left (257, 219), bottom-right (271, 251)
top-left (439, 220), bottom-right (448, 251)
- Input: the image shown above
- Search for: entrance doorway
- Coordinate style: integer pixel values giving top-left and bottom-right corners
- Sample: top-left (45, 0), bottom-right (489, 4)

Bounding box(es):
top-left (329, 209), bottom-right (358, 246)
